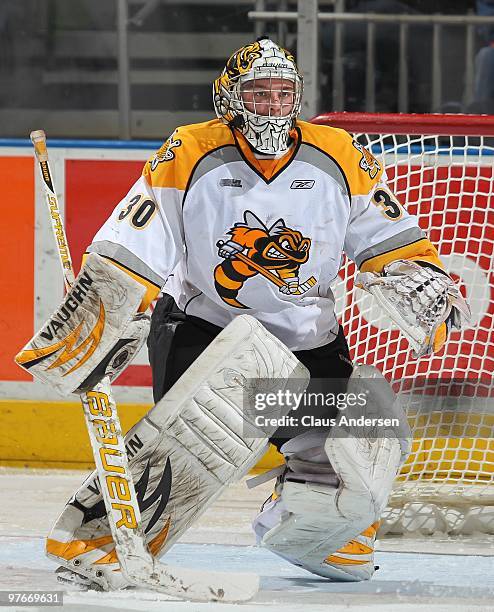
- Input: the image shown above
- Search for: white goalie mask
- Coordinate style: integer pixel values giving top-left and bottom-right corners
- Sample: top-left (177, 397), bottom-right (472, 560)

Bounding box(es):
top-left (213, 38), bottom-right (303, 155)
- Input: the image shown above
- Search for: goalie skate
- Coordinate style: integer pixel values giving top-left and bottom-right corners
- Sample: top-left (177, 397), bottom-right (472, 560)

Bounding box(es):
top-left (55, 566), bottom-right (104, 591)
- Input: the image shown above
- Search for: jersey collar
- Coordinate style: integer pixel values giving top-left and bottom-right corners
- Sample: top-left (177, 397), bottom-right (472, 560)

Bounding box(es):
top-left (230, 126), bottom-right (301, 184)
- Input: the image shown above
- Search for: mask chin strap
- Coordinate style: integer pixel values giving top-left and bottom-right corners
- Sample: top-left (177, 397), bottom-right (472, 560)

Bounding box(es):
top-left (238, 116), bottom-right (294, 155)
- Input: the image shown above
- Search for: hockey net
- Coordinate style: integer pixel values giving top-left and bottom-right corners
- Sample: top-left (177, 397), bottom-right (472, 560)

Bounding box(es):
top-left (311, 113), bottom-right (494, 536)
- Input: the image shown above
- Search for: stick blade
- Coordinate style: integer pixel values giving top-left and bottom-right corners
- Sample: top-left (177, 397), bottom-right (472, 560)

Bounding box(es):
top-left (123, 561), bottom-right (259, 603)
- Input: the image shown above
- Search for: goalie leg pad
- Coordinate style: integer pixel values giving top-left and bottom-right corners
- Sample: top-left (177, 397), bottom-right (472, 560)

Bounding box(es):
top-left (46, 314), bottom-right (309, 590)
top-left (254, 490), bottom-right (379, 582)
top-left (256, 365), bottom-right (409, 581)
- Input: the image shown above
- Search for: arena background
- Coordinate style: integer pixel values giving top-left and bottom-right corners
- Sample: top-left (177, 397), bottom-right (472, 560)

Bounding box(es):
top-left (0, 0), bottom-right (490, 473)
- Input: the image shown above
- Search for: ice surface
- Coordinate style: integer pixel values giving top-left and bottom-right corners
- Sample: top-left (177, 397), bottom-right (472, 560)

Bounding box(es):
top-left (0, 468), bottom-right (493, 612)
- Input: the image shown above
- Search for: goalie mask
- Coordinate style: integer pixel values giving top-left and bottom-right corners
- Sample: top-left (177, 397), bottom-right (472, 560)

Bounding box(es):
top-left (213, 37), bottom-right (303, 155)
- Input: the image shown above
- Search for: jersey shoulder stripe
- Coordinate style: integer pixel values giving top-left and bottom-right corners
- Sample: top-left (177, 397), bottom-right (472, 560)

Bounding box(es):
top-left (297, 120), bottom-right (384, 196)
top-left (143, 119), bottom-right (235, 191)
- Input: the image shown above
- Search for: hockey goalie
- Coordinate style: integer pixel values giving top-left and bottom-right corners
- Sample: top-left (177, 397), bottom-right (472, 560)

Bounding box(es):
top-left (16, 37), bottom-right (471, 591)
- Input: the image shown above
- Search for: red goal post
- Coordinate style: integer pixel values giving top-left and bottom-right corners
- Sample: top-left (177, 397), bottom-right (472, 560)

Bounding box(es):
top-left (310, 113), bottom-right (494, 536)
top-left (311, 112), bottom-right (494, 136)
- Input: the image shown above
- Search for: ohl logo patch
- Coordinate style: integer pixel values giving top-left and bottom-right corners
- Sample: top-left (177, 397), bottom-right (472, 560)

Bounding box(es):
top-left (214, 210), bottom-right (316, 309)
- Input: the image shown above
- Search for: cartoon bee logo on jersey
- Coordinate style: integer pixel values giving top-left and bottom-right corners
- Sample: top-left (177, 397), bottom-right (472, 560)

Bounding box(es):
top-left (215, 211), bottom-right (316, 309)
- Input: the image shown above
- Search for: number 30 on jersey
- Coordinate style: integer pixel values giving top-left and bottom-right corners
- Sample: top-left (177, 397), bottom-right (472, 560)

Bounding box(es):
top-left (118, 195), bottom-right (157, 229)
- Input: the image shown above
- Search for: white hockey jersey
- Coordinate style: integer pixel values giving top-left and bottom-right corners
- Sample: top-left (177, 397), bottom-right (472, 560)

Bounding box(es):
top-left (88, 119), bottom-right (442, 351)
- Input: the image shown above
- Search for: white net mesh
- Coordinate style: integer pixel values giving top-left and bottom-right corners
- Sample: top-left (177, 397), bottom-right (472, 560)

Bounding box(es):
top-left (316, 114), bottom-right (494, 535)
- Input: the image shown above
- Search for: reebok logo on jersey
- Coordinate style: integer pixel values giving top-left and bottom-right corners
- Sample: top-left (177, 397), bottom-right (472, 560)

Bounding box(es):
top-left (220, 178), bottom-right (242, 188)
top-left (290, 180), bottom-right (315, 189)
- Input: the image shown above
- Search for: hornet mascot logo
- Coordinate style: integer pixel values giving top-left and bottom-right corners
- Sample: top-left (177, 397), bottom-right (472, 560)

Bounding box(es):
top-left (215, 211), bottom-right (316, 309)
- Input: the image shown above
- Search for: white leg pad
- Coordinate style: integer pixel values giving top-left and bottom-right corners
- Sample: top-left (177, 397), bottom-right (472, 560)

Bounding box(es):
top-left (47, 315), bottom-right (309, 589)
top-left (259, 364), bottom-right (410, 581)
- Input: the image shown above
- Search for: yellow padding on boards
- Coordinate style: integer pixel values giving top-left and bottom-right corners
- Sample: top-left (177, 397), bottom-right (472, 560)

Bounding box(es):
top-left (0, 400), bottom-right (150, 469)
top-left (0, 399), bottom-right (283, 471)
top-left (2, 401), bottom-right (492, 480)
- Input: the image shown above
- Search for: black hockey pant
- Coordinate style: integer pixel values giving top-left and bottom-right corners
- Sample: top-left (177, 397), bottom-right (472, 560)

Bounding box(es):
top-left (147, 294), bottom-right (354, 450)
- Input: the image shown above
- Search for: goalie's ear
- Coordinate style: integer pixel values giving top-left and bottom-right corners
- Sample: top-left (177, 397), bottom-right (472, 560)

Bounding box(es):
top-left (15, 253), bottom-right (150, 395)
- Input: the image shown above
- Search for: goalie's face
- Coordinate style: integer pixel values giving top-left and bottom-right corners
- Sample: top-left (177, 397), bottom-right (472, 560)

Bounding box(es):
top-left (212, 38), bottom-right (303, 154)
top-left (240, 78), bottom-right (296, 118)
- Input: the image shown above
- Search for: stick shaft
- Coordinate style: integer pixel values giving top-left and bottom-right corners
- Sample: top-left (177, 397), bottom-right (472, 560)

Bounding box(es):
top-left (30, 129), bottom-right (147, 576)
top-left (234, 250), bottom-right (286, 287)
top-left (30, 130), bottom-right (75, 290)
top-left (231, 250), bottom-right (316, 294)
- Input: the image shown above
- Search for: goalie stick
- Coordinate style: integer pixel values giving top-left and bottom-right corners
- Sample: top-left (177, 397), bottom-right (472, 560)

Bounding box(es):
top-left (30, 130), bottom-right (259, 602)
